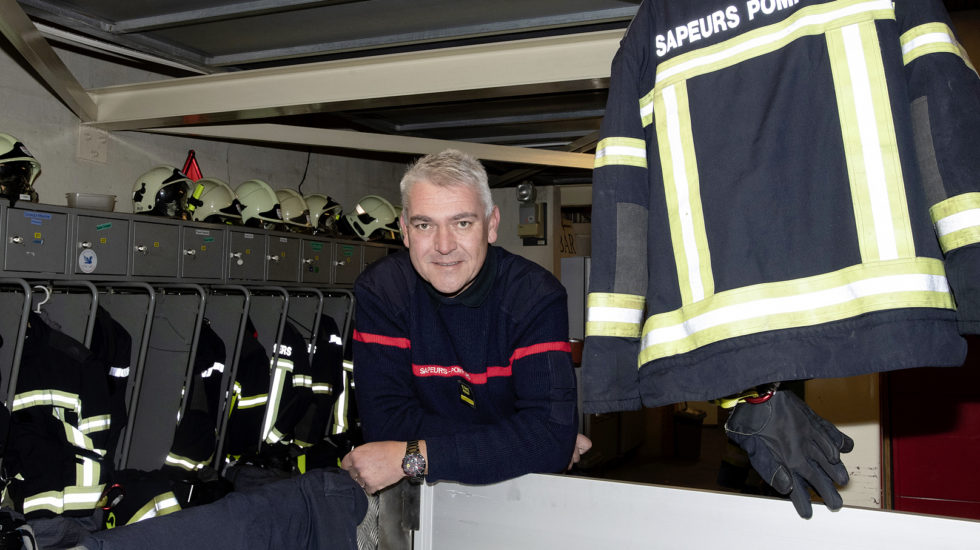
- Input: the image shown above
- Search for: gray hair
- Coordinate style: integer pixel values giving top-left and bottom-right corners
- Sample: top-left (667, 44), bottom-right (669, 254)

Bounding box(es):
top-left (400, 149), bottom-right (494, 219)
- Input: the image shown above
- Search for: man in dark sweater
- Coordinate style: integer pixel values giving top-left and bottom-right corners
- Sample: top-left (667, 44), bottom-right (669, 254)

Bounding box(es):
top-left (341, 149), bottom-right (591, 493)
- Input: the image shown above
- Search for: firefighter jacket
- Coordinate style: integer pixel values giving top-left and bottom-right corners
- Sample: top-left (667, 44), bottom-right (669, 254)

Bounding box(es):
top-left (5, 313), bottom-right (112, 518)
top-left (223, 317), bottom-right (269, 457)
top-left (263, 320), bottom-right (314, 445)
top-left (583, 0), bottom-right (980, 412)
top-left (292, 314), bottom-right (345, 448)
top-left (164, 319), bottom-right (226, 474)
top-left (89, 306), bottom-right (133, 469)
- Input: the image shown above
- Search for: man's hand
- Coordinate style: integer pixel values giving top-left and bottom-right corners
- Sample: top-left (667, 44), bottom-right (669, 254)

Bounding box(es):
top-left (724, 389), bottom-right (854, 519)
top-left (341, 441), bottom-right (414, 494)
top-left (568, 433), bottom-right (593, 469)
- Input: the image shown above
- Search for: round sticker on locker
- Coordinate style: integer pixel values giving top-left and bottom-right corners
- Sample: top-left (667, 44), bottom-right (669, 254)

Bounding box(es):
top-left (78, 248), bottom-right (98, 273)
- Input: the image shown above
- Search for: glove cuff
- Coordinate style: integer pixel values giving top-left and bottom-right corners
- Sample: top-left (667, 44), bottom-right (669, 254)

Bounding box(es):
top-left (712, 382), bottom-right (780, 409)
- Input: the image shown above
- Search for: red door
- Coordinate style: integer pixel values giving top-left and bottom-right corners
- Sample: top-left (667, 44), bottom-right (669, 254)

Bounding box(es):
top-left (887, 338), bottom-right (980, 520)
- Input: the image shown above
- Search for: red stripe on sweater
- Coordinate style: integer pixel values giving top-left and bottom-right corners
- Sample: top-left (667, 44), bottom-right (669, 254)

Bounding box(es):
top-left (412, 341), bottom-right (569, 384)
top-left (510, 341), bottom-right (571, 361)
top-left (353, 330), bottom-right (411, 349)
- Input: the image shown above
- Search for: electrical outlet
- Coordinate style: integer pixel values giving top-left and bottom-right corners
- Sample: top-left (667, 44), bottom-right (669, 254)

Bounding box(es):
top-left (77, 125), bottom-right (108, 163)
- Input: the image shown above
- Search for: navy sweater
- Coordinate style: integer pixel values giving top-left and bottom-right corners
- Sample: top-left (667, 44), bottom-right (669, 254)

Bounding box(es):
top-left (352, 246), bottom-right (579, 484)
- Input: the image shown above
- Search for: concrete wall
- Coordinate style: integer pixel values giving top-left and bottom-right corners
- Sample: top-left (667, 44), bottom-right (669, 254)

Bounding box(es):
top-left (0, 42), bottom-right (406, 216)
top-left (491, 185), bottom-right (562, 274)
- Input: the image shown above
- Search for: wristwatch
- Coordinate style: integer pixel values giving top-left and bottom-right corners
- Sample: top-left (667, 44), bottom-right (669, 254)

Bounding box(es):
top-left (401, 440), bottom-right (426, 483)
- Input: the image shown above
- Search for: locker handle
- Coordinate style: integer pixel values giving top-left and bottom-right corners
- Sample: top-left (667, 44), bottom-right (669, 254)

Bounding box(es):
top-left (9, 235), bottom-right (24, 245)
top-left (134, 245), bottom-right (148, 254)
top-left (266, 254), bottom-right (280, 263)
top-left (302, 258), bottom-right (314, 265)
top-left (230, 252), bottom-right (244, 266)
top-left (79, 241), bottom-right (93, 249)
top-left (183, 249), bottom-right (196, 257)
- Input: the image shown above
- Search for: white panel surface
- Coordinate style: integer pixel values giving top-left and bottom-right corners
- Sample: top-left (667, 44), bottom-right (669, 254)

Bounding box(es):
top-left (417, 474), bottom-right (980, 550)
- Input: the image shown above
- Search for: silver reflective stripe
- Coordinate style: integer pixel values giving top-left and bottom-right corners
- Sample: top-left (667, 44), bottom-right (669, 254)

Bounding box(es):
top-left (109, 366), bottom-right (130, 378)
top-left (201, 362), bottom-right (225, 378)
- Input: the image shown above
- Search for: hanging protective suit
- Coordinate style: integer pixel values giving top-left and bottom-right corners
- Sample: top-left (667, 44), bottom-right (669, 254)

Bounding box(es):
top-left (583, 0), bottom-right (980, 411)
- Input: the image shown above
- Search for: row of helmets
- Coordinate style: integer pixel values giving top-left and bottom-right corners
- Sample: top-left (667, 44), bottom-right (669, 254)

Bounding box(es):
top-left (132, 165), bottom-right (402, 242)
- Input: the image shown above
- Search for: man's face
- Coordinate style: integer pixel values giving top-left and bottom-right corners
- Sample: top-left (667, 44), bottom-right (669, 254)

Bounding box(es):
top-left (402, 180), bottom-right (499, 296)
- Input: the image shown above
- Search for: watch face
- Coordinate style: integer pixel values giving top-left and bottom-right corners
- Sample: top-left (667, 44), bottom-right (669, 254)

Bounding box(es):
top-left (402, 453), bottom-right (425, 477)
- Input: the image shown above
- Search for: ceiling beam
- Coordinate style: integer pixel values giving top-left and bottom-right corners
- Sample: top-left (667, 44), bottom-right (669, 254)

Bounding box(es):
top-left (111, 0), bottom-right (368, 33)
top-left (0, 0), bottom-right (96, 121)
top-left (492, 130), bottom-right (600, 187)
top-left (19, 0), bottom-right (216, 73)
top-left (395, 109), bottom-right (606, 131)
top-left (207, 7), bottom-right (637, 66)
top-left (88, 29), bottom-right (623, 131)
top-left (146, 123), bottom-right (596, 169)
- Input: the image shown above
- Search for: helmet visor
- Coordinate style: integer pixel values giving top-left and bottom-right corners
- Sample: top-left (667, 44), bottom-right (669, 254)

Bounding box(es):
top-left (153, 182), bottom-right (188, 218)
top-left (0, 161), bottom-right (32, 201)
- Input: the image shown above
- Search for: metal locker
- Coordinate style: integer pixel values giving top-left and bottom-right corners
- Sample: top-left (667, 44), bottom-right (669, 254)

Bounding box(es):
top-left (132, 219), bottom-right (181, 278)
top-left (227, 229), bottom-right (265, 281)
top-left (266, 234), bottom-right (300, 282)
top-left (180, 225), bottom-right (225, 280)
top-left (300, 238), bottom-right (333, 285)
top-left (73, 214), bottom-right (130, 276)
top-left (332, 241), bottom-right (362, 285)
top-left (4, 205), bottom-right (69, 275)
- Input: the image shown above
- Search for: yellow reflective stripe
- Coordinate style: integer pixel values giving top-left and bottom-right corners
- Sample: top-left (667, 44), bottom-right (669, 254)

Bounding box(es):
top-left (900, 22), bottom-right (976, 75)
top-left (594, 137), bottom-right (647, 169)
top-left (261, 363), bottom-right (290, 439)
top-left (343, 359), bottom-right (354, 372)
top-left (586, 293), bottom-right (645, 338)
top-left (237, 394), bottom-right (268, 408)
top-left (64, 423), bottom-right (101, 454)
top-left (656, 82), bottom-right (713, 305)
top-left (12, 390), bottom-right (80, 412)
top-left (129, 493), bottom-right (181, 524)
top-left (332, 370), bottom-right (350, 435)
top-left (23, 485), bottom-right (106, 515)
top-left (931, 193), bottom-right (980, 253)
top-left (23, 491), bottom-right (66, 514)
top-left (165, 452), bottom-right (207, 471)
top-left (648, 0), bottom-right (894, 95)
top-left (64, 484), bottom-right (105, 510)
top-left (639, 258), bottom-right (953, 364)
top-left (293, 374), bottom-right (313, 388)
top-left (312, 383), bottom-right (334, 395)
top-left (79, 414), bottom-right (111, 434)
top-left (76, 456), bottom-right (101, 487)
top-left (827, 22), bottom-right (914, 262)
top-left (265, 427), bottom-right (287, 444)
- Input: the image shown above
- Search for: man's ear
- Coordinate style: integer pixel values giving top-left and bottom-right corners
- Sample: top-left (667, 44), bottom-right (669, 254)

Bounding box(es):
top-left (487, 206), bottom-right (500, 244)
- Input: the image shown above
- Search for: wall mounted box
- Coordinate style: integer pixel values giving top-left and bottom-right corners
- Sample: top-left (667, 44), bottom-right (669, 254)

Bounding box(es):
top-left (72, 214), bottom-right (130, 276)
top-left (131, 219), bottom-right (180, 278)
top-left (332, 241), bottom-right (362, 286)
top-left (227, 230), bottom-right (265, 281)
top-left (266, 234), bottom-right (301, 282)
top-left (180, 225), bottom-right (225, 280)
top-left (4, 205), bottom-right (69, 275)
top-left (300, 238), bottom-right (334, 285)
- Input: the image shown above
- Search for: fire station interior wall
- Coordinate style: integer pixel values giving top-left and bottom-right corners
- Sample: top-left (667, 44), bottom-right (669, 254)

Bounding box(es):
top-left (0, 42), bottom-right (406, 216)
top-left (490, 185), bottom-right (562, 274)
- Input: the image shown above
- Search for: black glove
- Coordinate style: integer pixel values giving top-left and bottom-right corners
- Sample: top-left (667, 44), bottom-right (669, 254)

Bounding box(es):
top-left (724, 389), bottom-right (854, 518)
